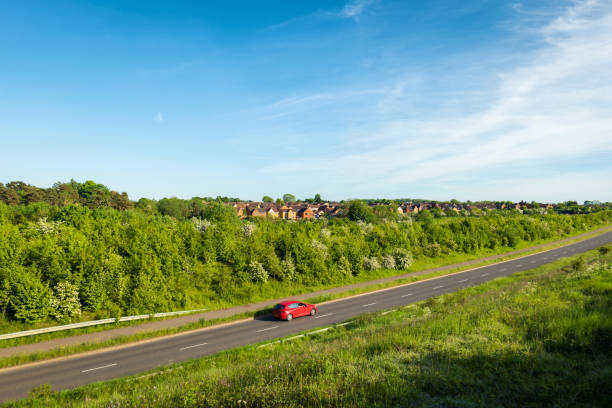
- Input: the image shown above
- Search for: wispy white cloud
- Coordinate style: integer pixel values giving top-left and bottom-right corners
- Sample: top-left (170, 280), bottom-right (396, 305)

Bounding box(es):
top-left (262, 0), bottom-right (612, 201)
top-left (338, 0), bottom-right (378, 19)
top-left (263, 0), bottom-right (378, 31)
top-left (155, 112), bottom-right (164, 123)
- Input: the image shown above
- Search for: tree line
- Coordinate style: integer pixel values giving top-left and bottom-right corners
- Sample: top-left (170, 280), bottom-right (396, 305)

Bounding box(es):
top-left (0, 196), bottom-right (609, 325)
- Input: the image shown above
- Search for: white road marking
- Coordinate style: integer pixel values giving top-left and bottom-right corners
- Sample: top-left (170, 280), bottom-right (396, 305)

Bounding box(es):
top-left (284, 334), bottom-right (305, 341)
top-left (433, 285), bottom-right (444, 290)
top-left (81, 363), bottom-right (117, 373)
top-left (516, 264), bottom-right (522, 267)
top-left (530, 260), bottom-right (536, 263)
top-left (401, 293), bottom-right (413, 298)
top-left (257, 341), bottom-right (280, 348)
top-left (336, 321), bottom-right (354, 327)
top-left (481, 273), bottom-right (489, 277)
top-left (315, 313), bottom-right (333, 319)
top-left (500, 268), bottom-right (507, 271)
top-left (309, 327), bottom-right (331, 334)
top-left (458, 279), bottom-right (468, 283)
top-left (179, 342), bottom-right (208, 351)
top-left (362, 302), bottom-right (377, 307)
top-left (543, 257), bottom-right (548, 260)
top-left (256, 326), bottom-right (279, 333)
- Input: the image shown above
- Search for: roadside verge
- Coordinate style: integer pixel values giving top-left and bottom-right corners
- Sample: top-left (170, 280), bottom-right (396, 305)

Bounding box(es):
top-left (0, 225), bottom-right (610, 367)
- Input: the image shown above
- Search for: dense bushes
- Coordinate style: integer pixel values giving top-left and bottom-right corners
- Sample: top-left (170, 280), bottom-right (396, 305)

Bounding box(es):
top-left (0, 201), bottom-right (609, 324)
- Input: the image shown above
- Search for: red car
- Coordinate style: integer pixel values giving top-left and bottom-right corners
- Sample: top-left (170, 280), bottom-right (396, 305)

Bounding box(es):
top-left (272, 300), bottom-right (317, 321)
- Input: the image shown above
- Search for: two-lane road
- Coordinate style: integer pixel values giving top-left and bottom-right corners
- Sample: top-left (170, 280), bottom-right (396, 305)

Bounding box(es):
top-left (0, 231), bottom-right (610, 403)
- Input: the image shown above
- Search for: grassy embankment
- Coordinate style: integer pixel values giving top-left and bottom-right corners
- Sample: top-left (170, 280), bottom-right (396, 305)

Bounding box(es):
top-left (10, 247), bottom-right (611, 407)
top-left (0, 226), bottom-right (609, 370)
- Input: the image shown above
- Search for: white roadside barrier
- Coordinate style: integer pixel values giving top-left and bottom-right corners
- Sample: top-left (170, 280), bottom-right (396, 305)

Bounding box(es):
top-left (0, 308), bottom-right (207, 341)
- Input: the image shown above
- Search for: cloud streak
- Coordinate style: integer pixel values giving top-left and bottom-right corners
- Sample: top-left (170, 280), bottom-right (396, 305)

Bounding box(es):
top-left (338, 0), bottom-right (378, 19)
top-left (261, 0), bottom-right (612, 201)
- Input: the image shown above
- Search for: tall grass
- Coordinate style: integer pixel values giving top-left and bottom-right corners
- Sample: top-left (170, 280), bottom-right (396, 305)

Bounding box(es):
top-left (10, 250), bottom-right (611, 407)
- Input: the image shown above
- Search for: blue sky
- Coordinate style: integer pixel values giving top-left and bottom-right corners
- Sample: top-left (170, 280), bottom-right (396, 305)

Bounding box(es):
top-left (1, 0), bottom-right (611, 202)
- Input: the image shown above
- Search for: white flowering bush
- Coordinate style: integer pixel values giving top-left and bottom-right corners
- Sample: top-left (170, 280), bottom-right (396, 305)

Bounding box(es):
top-left (191, 217), bottom-right (214, 232)
top-left (242, 222), bottom-right (256, 238)
top-left (280, 258), bottom-right (297, 281)
top-left (50, 281), bottom-right (81, 322)
top-left (311, 240), bottom-right (328, 259)
top-left (381, 254), bottom-right (396, 269)
top-left (337, 256), bottom-right (352, 276)
top-left (363, 257), bottom-right (381, 271)
top-left (319, 228), bottom-right (331, 239)
top-left (33, 217), bottom-right (63, 234)
top-left (392, 248), bottom-right (413, 270)
top-left (247, 261), bottom-right (269, 283)
top-left (356, 220), bottom-right (373, 234)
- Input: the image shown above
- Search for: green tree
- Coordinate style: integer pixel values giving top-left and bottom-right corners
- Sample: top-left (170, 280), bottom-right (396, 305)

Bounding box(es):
top-left (157, 197), bottom-right (189, 219)
top-left (9, 272), bottom-right (52, 323)
top-left (283, 194), bottom-right (296, 203)
top-left (415, 209), bottom-right (434, 224)
top-left (262, 196), bottom-right (273, 203)
top-left (346, 200), bottom-right (375, 222)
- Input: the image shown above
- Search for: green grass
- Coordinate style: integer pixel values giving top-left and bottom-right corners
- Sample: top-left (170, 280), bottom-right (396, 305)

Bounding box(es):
top-left (0, 226), bottom-right (608, 369)
top-left (8, 248), bottom-right (611, 407)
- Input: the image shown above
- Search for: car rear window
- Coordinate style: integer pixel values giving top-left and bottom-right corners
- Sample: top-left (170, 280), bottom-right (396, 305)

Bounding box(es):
top-left (273, 304), bottom-right (285, 310)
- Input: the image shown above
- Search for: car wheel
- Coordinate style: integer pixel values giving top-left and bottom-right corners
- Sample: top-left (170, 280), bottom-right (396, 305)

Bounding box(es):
top-left (310, 308), bottom-right (316, 316)
top-left (286, 314), bottom-right (293, 321)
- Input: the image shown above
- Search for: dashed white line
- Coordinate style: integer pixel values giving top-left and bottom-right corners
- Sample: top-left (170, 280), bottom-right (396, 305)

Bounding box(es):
top-left (362, 302), bottom-right (377, 307)
top-left (401, 293), bottom-right (413, 298)
top-left (315, 313), bottom-right (333, 319)
top-left (500, 268), bottom-right (507, 272)
top-left (256, 326), bottom-right (279, 333)
top-left (481, 273), bottom-right (489, 277)
top-left (458, 279), bottom-right (468, 283)
top-left (530, 260), bottom-right (536, 264)
top-left (179, 342), bottom-right (208, 351)
top-left (433, 285), bottom-right (444, 290)
top-left (81, 363), bottom-right (117, 373)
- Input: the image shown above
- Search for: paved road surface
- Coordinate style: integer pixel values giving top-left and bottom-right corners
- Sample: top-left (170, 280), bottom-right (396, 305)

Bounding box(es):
top-left (0, 231), bottom-right (610, 403)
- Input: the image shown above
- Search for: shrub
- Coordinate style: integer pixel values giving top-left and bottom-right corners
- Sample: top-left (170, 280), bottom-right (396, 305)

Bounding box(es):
top-left (337, 256), bottom-right (353, 276)
top-left (191, 217), bottom-right (214, 232)
top-left (381, 254), bottom-right (396, 269)
top-left (311, 240), bottom-right (328, 259)
top-left (279, 258), bottom-right (297, 281)
top-left (242, 223), bottom-right (256, 238)
top-left (423, 242), bottom-right (442, 257)
top-left (50, 281), bottom-right (81, 322)
top-left (363, 257), bottom-right (381, 271)
top-left (319, 228), bottom-right (331, 239)
top-left (392, 248), bottom-right (413, 270)
top-left (33, 217), bottom-right (63, 234)
top-left (247, 261), bottom-right (268, 283)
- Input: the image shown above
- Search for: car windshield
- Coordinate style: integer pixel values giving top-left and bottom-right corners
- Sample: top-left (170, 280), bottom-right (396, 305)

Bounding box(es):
top-left (273, 304), bottom-right (285, 310)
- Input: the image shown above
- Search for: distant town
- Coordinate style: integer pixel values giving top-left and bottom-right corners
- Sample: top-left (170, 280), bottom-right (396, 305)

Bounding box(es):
top-left (228, 199), bottom-right (609, 219)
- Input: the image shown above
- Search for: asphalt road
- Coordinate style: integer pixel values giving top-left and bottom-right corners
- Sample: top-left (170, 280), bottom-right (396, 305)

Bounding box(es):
top-left (0, 231), bottom-right (610, 403)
